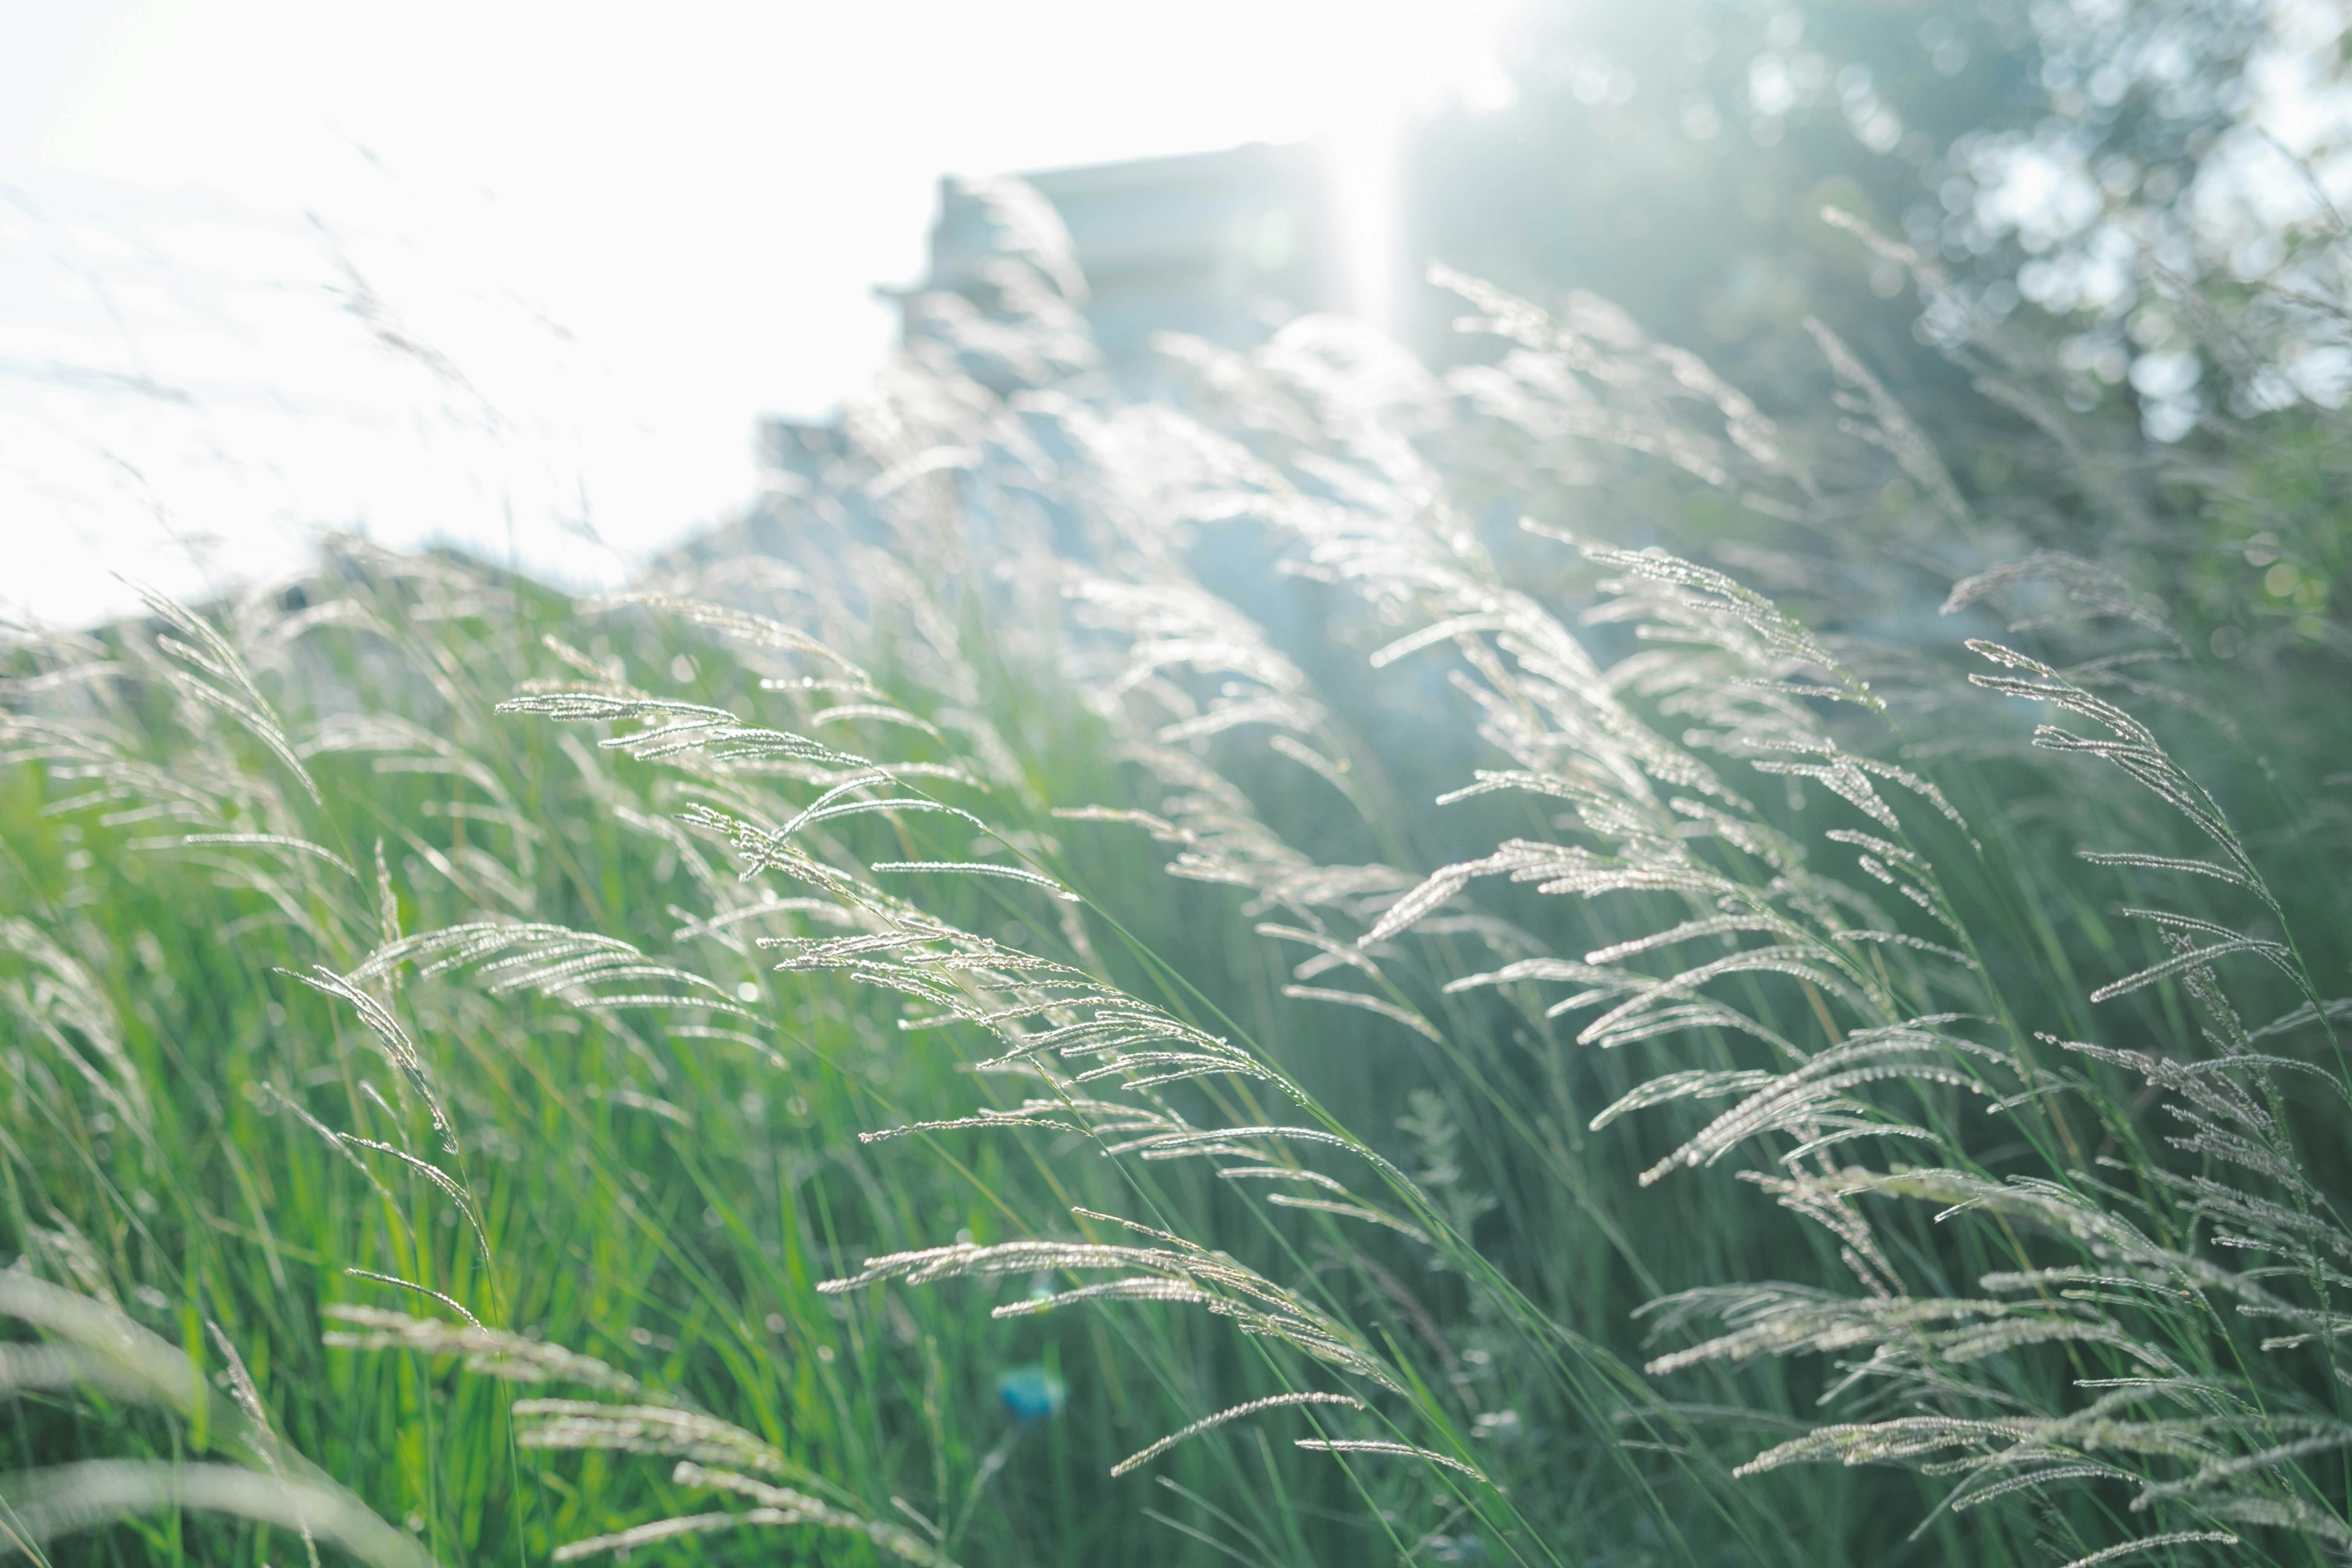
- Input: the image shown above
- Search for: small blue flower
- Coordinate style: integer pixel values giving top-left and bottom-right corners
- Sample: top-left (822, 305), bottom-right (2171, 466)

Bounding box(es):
top-left (995, 1363), bottom-right (1068, 1420)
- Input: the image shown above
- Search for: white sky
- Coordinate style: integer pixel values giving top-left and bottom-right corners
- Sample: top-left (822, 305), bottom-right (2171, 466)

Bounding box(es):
top-left (1, 1), bottom-right (1518, 629)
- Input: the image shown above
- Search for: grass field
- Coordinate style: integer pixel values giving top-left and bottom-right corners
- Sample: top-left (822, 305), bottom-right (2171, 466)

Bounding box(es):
top-left (3, 206), bottom-right (2350, 1567)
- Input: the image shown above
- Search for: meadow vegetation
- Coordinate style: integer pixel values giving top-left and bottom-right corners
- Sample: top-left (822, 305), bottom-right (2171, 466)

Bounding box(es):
top-left (2, 183), bottom-right (2349, 1567)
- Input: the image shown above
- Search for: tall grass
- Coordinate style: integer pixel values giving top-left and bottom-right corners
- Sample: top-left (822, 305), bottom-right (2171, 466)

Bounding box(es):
top-left (2, 183), bottom-right (2347, 1566)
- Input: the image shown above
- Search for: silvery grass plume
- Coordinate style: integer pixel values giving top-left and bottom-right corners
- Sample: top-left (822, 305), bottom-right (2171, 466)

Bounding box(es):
top-left (0, 565), bottom-right (993, 1553)
top-left (0, 570), bottom-right (524, 1300)
top-left (496, 618), bottom-right (1629, 1554)
top-left (612, 233), bottom-right (2318, 1560)
top-left (9, 163), bottom-right (2350, 1567)
top-left (0, 1272), bottom-right (431, 1567)
top-left (1365, 525), bottom-right (2348, 1550)
top-left (323, 1305), bottom-right (954, 1564)
top-left (0, 589), bottom-right (353, 960)
top-left (1185, 274), bottom-right (2348, 1553)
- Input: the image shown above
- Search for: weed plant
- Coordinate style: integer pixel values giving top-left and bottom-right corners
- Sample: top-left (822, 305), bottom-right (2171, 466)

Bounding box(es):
top-left (2, 183), bottom-right (2348, 1567)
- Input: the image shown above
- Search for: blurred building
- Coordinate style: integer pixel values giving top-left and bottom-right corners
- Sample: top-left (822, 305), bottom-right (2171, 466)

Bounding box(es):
top-left (763, 141), bottom-right (1346, 477)
top-left (935, 141), bottom-right (1348, 389)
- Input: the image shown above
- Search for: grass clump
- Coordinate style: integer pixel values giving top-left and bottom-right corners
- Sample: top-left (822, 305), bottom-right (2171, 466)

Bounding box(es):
top-left (2, 185), bottom-right (2350, 1567)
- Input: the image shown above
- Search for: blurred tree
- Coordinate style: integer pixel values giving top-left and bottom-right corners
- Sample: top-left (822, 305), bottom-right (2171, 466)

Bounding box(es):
top-left (1401, 0), bottom-right (2346, 431)
top-left (1390, 0), bottom-right (2352, 671)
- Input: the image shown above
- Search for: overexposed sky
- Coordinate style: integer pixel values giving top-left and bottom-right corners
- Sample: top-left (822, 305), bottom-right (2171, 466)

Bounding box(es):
top-left (2, 1), bottom-right (1518, 628)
